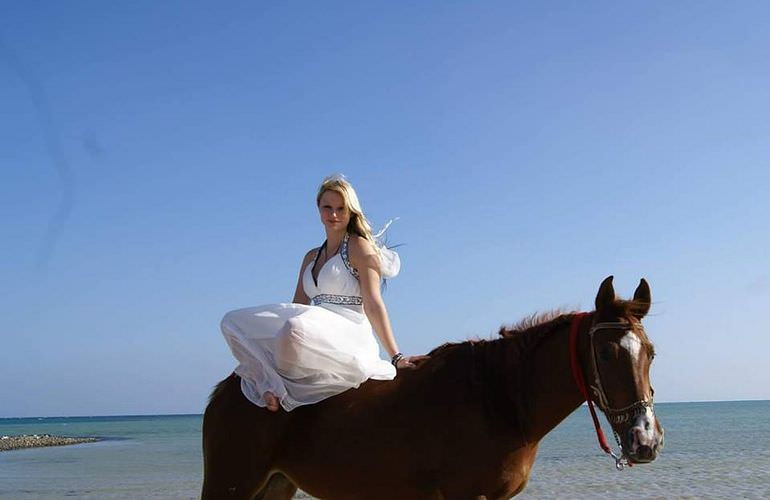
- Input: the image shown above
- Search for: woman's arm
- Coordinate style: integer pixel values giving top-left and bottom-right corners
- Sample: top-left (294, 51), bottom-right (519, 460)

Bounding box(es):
top-left (292, 249), bottom-right (316, 305)
top-left (348, 236), bottom-right (427, 369)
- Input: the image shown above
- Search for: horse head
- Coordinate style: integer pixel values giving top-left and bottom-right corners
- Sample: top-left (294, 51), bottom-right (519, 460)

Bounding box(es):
top-left (587, 276), bottom-right (664, 464)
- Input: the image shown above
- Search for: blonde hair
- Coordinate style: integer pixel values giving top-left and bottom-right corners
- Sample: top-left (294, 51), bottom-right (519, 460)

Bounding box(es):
top-left (316, 175), bottom-right (376, 246)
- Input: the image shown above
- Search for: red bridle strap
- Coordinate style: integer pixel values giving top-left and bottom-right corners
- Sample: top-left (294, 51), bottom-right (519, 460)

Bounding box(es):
top-left (569, 312), bottom-right (613, 455)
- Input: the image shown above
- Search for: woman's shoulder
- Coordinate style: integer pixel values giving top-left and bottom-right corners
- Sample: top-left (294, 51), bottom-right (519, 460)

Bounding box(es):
top-left (346, 234), bottom-right (376, 255)
top-left (302, 247), bottom-right (321, 265)
top-left (348, 232), bottom-right (401, 279)
top-left (346, 234), bottom-right (381, 273)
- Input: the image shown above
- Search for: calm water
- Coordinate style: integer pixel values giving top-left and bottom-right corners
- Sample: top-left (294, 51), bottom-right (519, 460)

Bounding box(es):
top-left (1, 401), bottom-right (769, 499)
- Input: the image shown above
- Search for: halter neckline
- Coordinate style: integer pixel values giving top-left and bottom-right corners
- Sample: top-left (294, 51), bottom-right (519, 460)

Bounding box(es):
top-left (311, 233), bottom-right (349, 287)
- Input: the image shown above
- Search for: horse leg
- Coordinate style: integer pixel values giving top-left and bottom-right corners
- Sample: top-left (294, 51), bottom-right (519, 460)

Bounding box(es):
top-left (252, 473), bottom-right (299, 500)
top-left (201, 444), bottom-right (269, 499)
top-left (202, 375), bottom-right (285, 499)
top-left (201, 411), bottom-right (271, 499)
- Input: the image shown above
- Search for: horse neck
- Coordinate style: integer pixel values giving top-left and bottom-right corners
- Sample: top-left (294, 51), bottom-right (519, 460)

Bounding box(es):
top-left (517, 313), bottom-right (594, 444)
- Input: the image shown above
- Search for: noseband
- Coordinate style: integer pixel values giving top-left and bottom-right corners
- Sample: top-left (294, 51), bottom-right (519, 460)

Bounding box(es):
top-left (569, 312), bottom-right (655, 470)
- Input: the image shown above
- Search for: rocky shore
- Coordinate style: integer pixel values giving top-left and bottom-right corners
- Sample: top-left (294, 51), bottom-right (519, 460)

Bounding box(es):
top-left (0, 434), bottom-right (99, 452)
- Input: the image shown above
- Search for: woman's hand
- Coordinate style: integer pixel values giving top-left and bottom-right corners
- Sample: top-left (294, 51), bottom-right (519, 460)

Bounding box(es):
top-left (396, 354), bottom-right (430, 370)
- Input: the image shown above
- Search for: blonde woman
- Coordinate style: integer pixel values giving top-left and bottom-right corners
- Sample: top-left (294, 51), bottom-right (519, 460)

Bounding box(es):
top-left (221, 175), bottom-right (427, 412)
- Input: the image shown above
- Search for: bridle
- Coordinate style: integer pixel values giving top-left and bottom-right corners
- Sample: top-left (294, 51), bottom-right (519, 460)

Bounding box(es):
top-left (569, 312), bottom-right (655, 470)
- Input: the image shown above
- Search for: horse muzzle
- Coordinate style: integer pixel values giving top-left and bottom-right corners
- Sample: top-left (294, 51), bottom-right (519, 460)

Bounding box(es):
top-left (623, 411), bottom-right (664, 464)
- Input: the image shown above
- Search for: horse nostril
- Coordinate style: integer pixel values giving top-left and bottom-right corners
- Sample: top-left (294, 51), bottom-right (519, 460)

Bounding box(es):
top-left (645, 421), bottom-right (651, 431)
top-left (637, 445), bottom-right (653, 460)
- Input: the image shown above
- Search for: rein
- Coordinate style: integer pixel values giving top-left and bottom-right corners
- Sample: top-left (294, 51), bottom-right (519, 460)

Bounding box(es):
top-left (569, 312), bottom-right (647, 470)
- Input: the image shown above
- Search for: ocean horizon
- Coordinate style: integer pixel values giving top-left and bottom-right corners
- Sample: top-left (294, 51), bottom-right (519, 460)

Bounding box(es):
top-left (2, 400), bottom-right (769, 499)
top-left (5, 397), bottom-right (765, 420)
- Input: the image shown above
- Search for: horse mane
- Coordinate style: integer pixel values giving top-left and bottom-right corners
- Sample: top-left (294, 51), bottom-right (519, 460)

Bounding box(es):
top-left (427, 297), bottom-right (654, 362)
top-left (498, 299), bottom-right (654, 354)
top-left (426, 308), bottom-right (578, 362)
top-left (497, 308), bottom-right (577, 340)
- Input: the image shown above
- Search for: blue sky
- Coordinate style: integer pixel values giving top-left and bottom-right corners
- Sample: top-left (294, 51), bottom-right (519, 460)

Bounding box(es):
top-left (2, 1), bottom-right (769, 417)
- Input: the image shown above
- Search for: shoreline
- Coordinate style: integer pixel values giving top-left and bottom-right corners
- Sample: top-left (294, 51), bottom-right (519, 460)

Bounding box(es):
top-left (0, 434), bottom-right (100, 452)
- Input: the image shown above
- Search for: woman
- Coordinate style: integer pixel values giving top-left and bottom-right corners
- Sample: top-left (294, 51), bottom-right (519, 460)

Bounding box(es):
top-left (221, 175), bottom-right (427, 412)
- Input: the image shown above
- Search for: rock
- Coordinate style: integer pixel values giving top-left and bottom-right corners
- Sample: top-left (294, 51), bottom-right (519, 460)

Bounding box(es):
top-left (0, 434), bottom-right (99, 452)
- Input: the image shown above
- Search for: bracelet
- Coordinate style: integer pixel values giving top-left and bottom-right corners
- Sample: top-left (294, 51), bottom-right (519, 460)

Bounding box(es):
top-left (391, 352), bottom-right (404, 367)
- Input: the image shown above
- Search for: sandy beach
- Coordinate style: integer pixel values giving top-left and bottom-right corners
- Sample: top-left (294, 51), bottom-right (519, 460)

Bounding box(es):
top-left (0, 434), bottom-right (99, 452)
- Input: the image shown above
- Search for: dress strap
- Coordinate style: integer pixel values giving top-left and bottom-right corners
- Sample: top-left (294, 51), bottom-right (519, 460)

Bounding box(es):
top-left (311, 241), bottom-right (326, 287)
top-left (340, 233), bottom-right (360, 280)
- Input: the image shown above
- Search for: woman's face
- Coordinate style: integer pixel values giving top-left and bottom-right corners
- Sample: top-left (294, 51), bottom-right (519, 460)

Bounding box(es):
top-left (318, 190), bottom-right (350, 232)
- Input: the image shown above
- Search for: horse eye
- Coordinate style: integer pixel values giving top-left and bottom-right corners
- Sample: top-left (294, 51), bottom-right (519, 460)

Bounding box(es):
top-left (599, 348), bottom-right (612, 362)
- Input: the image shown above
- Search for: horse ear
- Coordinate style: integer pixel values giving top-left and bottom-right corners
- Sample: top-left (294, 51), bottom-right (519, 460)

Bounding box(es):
top-left (595, 275), bottom-right (616, 311)
top-left (632, 278), bottom-right (652, 318)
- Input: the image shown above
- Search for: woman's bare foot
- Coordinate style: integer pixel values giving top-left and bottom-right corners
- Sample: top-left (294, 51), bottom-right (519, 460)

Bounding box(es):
top-left (264, 391), bottom-right (280, 412)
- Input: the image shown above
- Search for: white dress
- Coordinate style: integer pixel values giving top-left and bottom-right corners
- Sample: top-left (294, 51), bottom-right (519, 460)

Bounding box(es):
top-left (221, 233), bottom-right (400, 411)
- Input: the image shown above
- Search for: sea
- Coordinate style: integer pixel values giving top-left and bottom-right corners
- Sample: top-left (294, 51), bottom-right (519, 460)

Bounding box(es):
top-left (1, 401), bottom-right (768, 499)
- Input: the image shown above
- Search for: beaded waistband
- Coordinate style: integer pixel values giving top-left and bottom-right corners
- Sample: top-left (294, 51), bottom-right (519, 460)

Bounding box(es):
top-left (311, 293), bottom-right (363, 306)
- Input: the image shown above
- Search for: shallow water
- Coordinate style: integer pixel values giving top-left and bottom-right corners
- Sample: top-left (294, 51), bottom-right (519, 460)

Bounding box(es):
top-left (520, 401), bottom-right (770, 499)
top-left (1, 401), bottom-right (768, 499)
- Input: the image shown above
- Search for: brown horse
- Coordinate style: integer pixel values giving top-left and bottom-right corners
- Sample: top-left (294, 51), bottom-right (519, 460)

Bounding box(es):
top-left (202, 276), bottom-right (663, 499)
